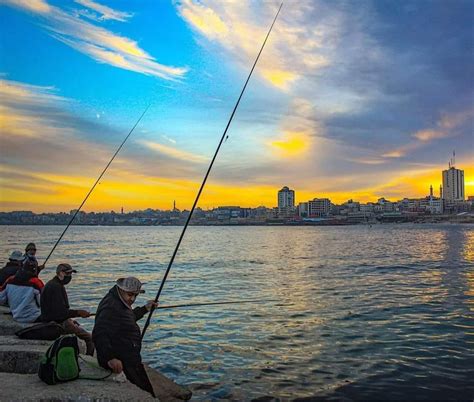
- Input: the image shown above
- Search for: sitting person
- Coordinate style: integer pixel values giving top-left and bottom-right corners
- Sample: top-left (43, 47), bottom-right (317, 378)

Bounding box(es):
top-left (40, 263), bottom-right (94, 355)
top-left (0, 250), bottom-right (23, 287)
top-left (0, 259), bottom-right (44, 323)
top-left (93, 277), bottom-right (157, 396)
top-left (23, 242), bottom-right (45, 273)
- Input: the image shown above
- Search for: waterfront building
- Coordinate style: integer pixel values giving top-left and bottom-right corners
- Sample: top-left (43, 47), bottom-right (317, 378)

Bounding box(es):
top-left (278, 186), bottom-right (295, 208)
top-left (308, 198), bottom-right (331, 217)
top-left (340, 199), bottom-right (360, 215)
top-left (298, 202), bottom-right (309, 217)
top-left (277, 186), bottom-right (296, 217)
top-left (442, 164), bottom-right (464, 201)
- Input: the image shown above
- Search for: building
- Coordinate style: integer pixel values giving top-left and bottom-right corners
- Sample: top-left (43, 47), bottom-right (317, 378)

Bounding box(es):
top-left (298, 202), bottom-right (309, 217)
top-left (308, 198), bottom-right (331, 217)
top-left (442, 163), bottom-right (464, 202)
top-left (278, 186), bottom-right (295, 208)
top-left (278, 186), bottom-right (296, 217)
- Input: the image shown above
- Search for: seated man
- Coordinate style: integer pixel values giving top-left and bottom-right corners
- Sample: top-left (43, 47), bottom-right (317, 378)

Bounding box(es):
top-left (93, 277), bottom-right (157, 396)
top-left (0, 259), bottom-right (44, 323)
top-left (23, 242), bottom-right (45, 273)
top-left (40, 263), bottom-right (94, 355)
top-left (0, 250), bottom-right (23, 287)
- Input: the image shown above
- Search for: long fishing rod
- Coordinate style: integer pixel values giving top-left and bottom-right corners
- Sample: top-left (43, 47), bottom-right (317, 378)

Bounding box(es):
top-left (43, 104), bottom-right (151, 266)
top-left (88, 298), bottom-right (278, 316)
top-left (142, 3), bottom-right (283, 338)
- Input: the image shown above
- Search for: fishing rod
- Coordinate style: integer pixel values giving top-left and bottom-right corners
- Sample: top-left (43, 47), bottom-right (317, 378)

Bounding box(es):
top-left (42, 104), bottom-right (151, 266)
top-left (142, 3), bottom-right (283, 338)
top-left (88, 298), bottom-right (278, 316)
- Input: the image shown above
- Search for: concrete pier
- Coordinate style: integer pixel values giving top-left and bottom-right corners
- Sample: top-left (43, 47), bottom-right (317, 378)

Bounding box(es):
top-left (0, 306), bottom-right (192, 401)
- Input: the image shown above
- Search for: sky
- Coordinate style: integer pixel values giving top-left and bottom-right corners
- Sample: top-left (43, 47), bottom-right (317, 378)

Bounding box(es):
top-left (0, 0), bottom-right (473, 212)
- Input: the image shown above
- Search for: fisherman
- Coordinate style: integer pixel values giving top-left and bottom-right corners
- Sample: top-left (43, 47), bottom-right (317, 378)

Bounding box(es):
top-left (0, 259), bottom-right (44, 323)
top-left (23, 243), bottom-right (45, 273)
top-left (40, 263), bottom-right (94, 355)
top-left (93, 277), bottom-right (158, 397)
top-left (0, 250), bottom-right (24, 287)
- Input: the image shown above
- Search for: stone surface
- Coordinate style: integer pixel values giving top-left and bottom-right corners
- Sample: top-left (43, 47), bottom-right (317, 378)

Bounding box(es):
top-left (0, 372), bottom-right (155, 401)
top-left (0, 307), bottom-right (192, 401)
top-left (0, 306), bottom-right (28, 335)
top-left (145, 364), bottom-right (192, 402)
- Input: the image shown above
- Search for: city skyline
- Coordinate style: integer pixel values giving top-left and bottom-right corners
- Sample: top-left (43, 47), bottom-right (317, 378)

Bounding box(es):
top-left (1, 1), bottom-right (473, 213)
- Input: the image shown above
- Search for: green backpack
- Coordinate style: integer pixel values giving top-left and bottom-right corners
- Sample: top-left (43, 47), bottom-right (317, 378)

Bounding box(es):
top-left (38, 334), bottom-right (80, 385)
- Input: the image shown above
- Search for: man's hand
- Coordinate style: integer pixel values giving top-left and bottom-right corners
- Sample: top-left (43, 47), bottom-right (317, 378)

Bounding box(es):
top-left (77, 309), bottom-right (91, 318)
top-left (145, 300), bottom-right (158, 312)
top-left (108, 358), bottom-right (123, 374)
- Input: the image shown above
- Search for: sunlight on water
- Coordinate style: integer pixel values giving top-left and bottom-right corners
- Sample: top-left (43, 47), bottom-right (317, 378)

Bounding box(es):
top-left (1, 224), bottom-right (473, 400)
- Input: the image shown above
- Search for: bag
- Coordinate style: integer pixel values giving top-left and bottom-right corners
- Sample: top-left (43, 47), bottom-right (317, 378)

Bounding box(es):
top-left (38, 334), bottom-right (80, 385)
top-left (16, 322), bottom-right (65, 341)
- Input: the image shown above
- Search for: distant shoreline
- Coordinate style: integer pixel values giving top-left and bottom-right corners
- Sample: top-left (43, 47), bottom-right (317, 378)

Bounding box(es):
top-left (0, 219), bottom-right (472, 227)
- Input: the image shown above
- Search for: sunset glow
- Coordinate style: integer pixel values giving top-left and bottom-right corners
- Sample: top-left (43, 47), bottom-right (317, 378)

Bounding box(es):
top-left (0, 1), bottom-right (472, 213)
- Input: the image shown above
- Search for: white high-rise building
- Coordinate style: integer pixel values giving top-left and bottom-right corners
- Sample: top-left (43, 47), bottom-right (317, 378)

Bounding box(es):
top-left (442, 166), bottom-right (464, 201)
top-left (278, 186), bottom-right (295, 208)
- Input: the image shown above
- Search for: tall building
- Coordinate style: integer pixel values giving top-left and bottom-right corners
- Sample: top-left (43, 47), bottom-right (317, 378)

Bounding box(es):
top-left (278, 186), bottom-right (295, 208)
top-left (442, 166), bottom-right (464, 201)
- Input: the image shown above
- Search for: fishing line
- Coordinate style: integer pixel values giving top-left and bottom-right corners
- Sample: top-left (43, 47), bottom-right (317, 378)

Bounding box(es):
top-left (88, 298), bottom-right (278, 316)
top-left (43, 104), bottom-right (151, 266)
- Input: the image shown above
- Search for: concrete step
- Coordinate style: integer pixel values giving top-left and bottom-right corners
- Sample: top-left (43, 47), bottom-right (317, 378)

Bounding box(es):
top-left (0, 372), bottom-right (155, 401)
top-left (0, 306), bottom-right (28, 335)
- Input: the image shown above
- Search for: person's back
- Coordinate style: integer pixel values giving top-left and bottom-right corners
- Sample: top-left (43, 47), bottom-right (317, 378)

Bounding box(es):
top-left (0, 268), bottom-right (43, 323)
top-left (0, 251), bottom-right (24, 287)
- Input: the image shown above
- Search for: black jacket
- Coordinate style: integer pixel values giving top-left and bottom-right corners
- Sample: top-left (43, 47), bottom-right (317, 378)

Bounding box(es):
top-left (92, 286), bottom-right (148, 367)
top-left (40, 276), bottom-right (79, 322)
top-left (0, 262), bottom-right (20, 287)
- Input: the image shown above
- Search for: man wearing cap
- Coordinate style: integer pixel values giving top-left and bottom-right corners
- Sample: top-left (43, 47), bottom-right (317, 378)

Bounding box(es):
top-left (23, 243), bottom-right (45, 273)
top-left (40, 263), bottom-right (94, 355)
top-left (93, 277), bottom-right (158, 396)
top-left (0, 250), bottom-right (24, 287)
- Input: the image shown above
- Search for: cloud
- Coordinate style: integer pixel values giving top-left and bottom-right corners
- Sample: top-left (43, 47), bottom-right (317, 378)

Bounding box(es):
top-left (138, 140), bottom-right (207, 164)
top-left (3, 0), bottom-right (187, 80)
top-left (177, 0), bottom-right (336, 90)
top-left (10, 0), bottom-right (51, 14)
top-left (74, 0), bottom-right (133, 22)
top-left (381, 109), bottom-right (474, 158)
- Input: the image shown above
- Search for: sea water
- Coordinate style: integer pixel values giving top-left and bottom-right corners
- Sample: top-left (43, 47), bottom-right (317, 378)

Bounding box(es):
top-left (1, 224), bottom-right (473, 400)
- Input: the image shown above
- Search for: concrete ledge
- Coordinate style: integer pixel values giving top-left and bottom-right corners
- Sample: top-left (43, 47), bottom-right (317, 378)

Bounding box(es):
top-left (0, 372), bottom-right (155, 401)
top-left (145, 364), bottom-right (192, 402)
top-left (0, 305), bottom-right (28, 335)
top-left (0, 306), bottom-right (192, 401)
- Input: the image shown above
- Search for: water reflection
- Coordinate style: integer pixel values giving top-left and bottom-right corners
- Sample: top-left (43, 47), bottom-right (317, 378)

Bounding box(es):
top-left (1, 224), bottom-right (473, 400)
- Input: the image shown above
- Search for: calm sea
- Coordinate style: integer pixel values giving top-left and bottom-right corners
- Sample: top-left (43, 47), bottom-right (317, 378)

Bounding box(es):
top-left (1, 224), bottom-right (473, 400)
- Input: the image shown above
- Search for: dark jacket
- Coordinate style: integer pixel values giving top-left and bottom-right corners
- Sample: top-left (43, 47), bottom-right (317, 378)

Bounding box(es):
top-left (40, 276), bottom-right (79, 322)
top-left (93, 286), bottom-right (147, 367)
top-left (0, 262), bottom-right (20, 287)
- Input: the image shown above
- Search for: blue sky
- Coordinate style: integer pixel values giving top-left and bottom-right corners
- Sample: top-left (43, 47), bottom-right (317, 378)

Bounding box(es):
top-left (0, 0), bottom-right (473, 212)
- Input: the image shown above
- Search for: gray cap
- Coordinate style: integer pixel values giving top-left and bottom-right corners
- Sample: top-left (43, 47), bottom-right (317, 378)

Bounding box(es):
top-left (9, 250), bottom-right (23, 261)
top-left (116, 277), bottom-right (145, 294)
top-left (56, 263), bottom-right (77, 274)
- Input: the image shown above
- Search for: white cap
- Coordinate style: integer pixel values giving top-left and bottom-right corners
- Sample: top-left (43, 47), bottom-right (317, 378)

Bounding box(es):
top-left (116, 277), bottom-right (145, 294)
top-left (9, 250), bottom-right (23, 261)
